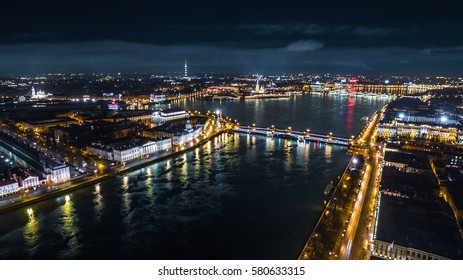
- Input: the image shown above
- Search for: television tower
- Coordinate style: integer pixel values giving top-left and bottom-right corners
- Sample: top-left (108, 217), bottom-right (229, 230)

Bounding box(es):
top-left (184, 59), bottom-right (188, 78)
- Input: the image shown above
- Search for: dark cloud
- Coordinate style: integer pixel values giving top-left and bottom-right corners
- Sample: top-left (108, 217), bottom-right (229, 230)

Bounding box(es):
top-left (350, 26), bottom-right (400, 37)
top-left (159, 23), bottom-right (456, 49)
top-left (238, 24), bottom-right (287, 35)
top-left (12, 32), bottom-right (57, 40)
top-left (285, 40), bottom-right (324, 52)
top-left (0, 1), bottom-right (463, 74)
top-left (302, 24), bottom-right (327, 35)
top-left (1, 40), bottom-right (463, 75)
top-left (239, 23), bottom-right (402, 37)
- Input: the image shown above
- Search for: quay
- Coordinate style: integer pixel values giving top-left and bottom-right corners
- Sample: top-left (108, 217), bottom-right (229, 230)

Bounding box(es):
top-left (0, 128), bottom-right (232, 215)
top-left (298, 106), bottom-right (385, 260)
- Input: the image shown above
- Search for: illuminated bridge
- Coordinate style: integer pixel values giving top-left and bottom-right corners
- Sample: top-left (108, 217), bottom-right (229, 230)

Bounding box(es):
top-left (234, 125), bottom-right (352, 146)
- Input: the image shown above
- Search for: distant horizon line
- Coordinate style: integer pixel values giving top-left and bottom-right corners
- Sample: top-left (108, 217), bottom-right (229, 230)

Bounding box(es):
top-left (0, 72), bottom-right (461, 78)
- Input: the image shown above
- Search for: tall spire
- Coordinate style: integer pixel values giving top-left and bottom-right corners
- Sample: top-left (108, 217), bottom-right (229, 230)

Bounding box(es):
top-left (184, 59), bottom-right (188, 78)
top-left (255, 74), bottom-right (261, 93)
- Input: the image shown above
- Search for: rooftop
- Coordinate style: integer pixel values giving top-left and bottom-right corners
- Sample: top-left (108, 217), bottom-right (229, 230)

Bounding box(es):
top-left (160, 107), bottom-right (187, 115)
top-left (0, 179), bottom-right (18, 187)
top-left (91, 136), bottom-right (172, 151)
top-left (44, 159), bottom-right (67, 170)
top-left (383, 150), bottom-right (431, 171)
top-left (24, 117), bottom-right (74, 126)
top-left (380, 166), bottom-right (437, 200)
top-left (377, 166), bottom-right (463, 259)
top-left (446, 168), bottom-right (463, 210)
top-left (376, 194), bottom-right (463, 259)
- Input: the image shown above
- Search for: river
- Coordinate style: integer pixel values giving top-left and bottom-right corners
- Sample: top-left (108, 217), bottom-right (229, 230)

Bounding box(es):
top-left (0, 93), bottom-right (391, 259)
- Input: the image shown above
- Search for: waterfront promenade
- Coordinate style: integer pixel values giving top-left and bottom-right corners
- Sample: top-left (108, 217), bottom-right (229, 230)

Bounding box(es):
top-left (299, 105), bottom-right (386, 260)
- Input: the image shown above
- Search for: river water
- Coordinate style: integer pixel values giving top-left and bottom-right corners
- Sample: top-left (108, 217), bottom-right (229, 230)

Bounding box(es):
top-left (0, 94), bottom-right (391, 259)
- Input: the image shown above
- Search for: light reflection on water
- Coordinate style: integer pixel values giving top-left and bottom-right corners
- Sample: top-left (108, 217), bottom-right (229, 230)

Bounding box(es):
top-left (93, 184), bottom-right (103, 221)
top-left (1, 132), bottom-right (348, 259)
top-left (145, 168), bottom-right (154, 198)
top-left (173, 94), bottom-right (389, 138)
top-left (325, 144), bottom-right (332, 161)
top-left (58, 197), bottom-right (80, 258)
top-left (121, 175), bottom-right (132, 229)
top-left (0, 94), bottom-right (389, 259)
top-left (23, 212), bottom-right (39, 255)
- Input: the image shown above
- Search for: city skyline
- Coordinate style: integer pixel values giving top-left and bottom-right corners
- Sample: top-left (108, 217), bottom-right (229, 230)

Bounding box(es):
top-left (1, 63), bottom-right (463, 261)
top-left (2, 0), bottom-right (463, 265)
top-left (1, 1), bottom-right (463, 75)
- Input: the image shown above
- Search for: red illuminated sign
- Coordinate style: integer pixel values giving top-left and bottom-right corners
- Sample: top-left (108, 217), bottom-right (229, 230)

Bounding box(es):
top-left (347, 78), bottom-right (358, 84)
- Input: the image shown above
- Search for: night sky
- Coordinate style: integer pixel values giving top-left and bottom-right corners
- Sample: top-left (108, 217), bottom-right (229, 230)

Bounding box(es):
top-left (1, 0), bottom-right (463, 75)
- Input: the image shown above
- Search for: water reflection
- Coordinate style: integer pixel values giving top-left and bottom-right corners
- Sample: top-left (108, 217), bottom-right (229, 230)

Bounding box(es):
top-left (93, 183), bottom-right (103, 221)
top-left (206, 141), bottom-right (212, 154)
top-left (23, 210), bottom-right (39, 255)
top-left (325, 144), bottom-right (332, 162)
top-left (165, 160), bottom-right (173, 184)
top-left (346, 98), bottom-right (355, 134)
top-left (0, 93), bottom-right (388, 260)
top-left (250, 135), bottom-right (257, 155)
top-left (194, 147), bottom-right (200, 175)
top-left (265, 136), bottom-right (275, 152)
top-left (180, 153), bottom-right (188, 183)
top-left (172, 93), bottom-right (389, 138)
top-left (59, 196), bottom-right (80, 257)
top-left (121, 175), bottom-right (131, 214)
top-left (146, 167), bottom-right (154, 198)
top-left (283, 140), bottom-right (292, 173)
top-left (304, 142), bottom-right (310, 161)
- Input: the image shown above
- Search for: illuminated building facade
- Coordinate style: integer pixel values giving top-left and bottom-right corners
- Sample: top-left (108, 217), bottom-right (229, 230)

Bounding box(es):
top-left (21, 176), bottom-right (40, 189)
top-left (372, 240), bottom-right (448, 260)
top-left (172, 125), bottom-right (202, 146)
top-left (0, 180), bottom-right (19, 197)
top-left (86, 145), bottom-right (114, 161)
top-left (113, 145), bottom-right (140, 162)
top-left (30, 86), bottom-right (48, 100)
top-left (88, 138), bottom-right (172, 162)
top-left (153, 108), bottom-right (189, 123)
top-left (377, 123), bottom-right (459, 143)
top-left (170, 119), bottom-right (201, 146)
top-left (44, 161), bottom-right (71, 183)
top-left (150, 94), bottom-right (166, 103)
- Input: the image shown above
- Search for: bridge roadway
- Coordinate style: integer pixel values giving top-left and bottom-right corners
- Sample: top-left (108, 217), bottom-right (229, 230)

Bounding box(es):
top-left (234, 125), bottom-right (351, 146)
